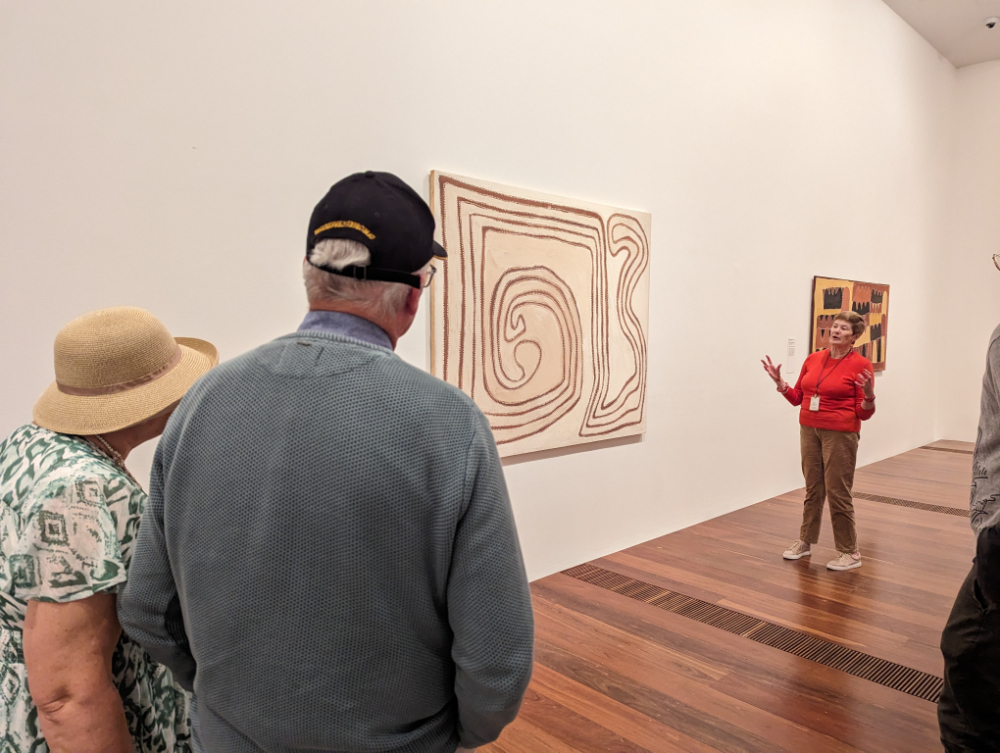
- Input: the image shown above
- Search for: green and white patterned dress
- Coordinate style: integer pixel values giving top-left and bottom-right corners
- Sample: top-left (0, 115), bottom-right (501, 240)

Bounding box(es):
top-left (0, 424), bottom-right (191, 752)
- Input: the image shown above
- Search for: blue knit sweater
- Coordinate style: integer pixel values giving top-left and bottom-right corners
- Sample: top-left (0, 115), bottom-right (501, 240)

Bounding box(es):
top-left (118, 324), bottom-right (534, 753)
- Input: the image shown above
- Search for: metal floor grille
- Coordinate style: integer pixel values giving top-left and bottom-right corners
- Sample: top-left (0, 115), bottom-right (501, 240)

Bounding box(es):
top-left (920, 445), bottom-right (973, 455)
top-left (562, 563), bottom-right (944, 703)
top-left (853, 491), bottom-right (970, 518)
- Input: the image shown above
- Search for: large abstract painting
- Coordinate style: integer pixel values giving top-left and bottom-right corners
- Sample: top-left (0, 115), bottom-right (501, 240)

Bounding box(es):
top-left (429, 171), bottom-right (651, 457)
top-left (810, 276), bottom-right (889, 371)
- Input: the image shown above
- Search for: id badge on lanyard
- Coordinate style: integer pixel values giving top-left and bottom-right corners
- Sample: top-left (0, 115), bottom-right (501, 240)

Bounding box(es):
top-left (811, 351), bottom-right (849, 412)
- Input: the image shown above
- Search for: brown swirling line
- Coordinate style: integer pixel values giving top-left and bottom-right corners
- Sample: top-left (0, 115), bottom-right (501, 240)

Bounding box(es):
top-left (465, 208), bottom-right (600, 404)
top-left (484, 266), bottom-right (583, 442)
top-left (465, 207), bottom-right (601, 405)
top-left (476, 225), bottom-right (594, 417)
top-left (581, 213), bottom-right (649, 435)
top-left (436, 176), bottom-right (604, 392)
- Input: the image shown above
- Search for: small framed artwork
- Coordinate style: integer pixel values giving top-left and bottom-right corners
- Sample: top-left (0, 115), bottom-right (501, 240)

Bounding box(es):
top-left (810, 276), bottom-right (889, 371)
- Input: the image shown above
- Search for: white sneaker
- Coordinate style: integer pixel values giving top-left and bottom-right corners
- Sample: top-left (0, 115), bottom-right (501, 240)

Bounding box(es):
top-left (782, 540), bottom-right (812, 560)
top-left (827, 551), bottom-right (862, 571)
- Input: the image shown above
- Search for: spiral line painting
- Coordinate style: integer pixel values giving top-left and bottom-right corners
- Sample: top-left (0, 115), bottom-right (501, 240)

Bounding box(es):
top-left (430, 171), bottom-right (651, 457)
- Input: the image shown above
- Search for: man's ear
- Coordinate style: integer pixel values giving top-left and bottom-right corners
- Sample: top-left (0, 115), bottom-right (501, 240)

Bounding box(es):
top-left (405, 286), bottom-right (422, 316)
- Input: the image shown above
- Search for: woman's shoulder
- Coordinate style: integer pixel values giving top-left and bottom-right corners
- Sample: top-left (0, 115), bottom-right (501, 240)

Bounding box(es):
top-left (850, 352), bottom-right (875, 371)
top-left (34, 454), bottom-right (143, 515)
top-left (1, 423), bottom-right (79, 464)
top-left (1, 425), bottom-right (142, 518)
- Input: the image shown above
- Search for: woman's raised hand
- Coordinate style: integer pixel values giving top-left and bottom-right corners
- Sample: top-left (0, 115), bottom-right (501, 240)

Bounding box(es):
top-left (855, 368), bottom-right (875, 399)
top-left (761, 356), bottom-right (786, 389)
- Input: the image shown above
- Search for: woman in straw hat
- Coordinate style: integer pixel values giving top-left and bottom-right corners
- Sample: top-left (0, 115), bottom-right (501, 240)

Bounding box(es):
top-left (0, 307), bottom-right (216, 752)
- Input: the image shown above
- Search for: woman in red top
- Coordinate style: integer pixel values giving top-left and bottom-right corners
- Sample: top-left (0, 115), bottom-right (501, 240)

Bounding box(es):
top-left (762, 311), bottom-right (876, 571)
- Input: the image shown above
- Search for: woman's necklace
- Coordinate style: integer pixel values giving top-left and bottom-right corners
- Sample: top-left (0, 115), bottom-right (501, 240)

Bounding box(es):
top-left (85, 434), bottom-right (138, 485)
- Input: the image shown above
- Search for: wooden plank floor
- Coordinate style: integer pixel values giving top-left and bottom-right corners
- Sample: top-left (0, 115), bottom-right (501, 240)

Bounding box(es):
top-left (485, 440), bottom-right (975, 753)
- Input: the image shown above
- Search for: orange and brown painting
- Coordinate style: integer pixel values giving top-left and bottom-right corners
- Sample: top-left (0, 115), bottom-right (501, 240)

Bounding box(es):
top-left (429, 171), bottom-right (651, 457)
top-left (811, 276), bottom-right (889, 371)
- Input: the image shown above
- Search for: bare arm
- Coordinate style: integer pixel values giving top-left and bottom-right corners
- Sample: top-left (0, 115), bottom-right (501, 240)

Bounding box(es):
top-left (23, 594), bottom-right (133, 753)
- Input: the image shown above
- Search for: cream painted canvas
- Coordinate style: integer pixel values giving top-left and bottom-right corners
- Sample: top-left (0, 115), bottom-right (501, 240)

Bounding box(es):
top-left (429, 171), bottom-right (651, 457)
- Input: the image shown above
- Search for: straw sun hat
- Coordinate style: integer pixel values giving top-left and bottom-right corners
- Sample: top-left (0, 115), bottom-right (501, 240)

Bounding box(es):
top-left (33, 307), bottom-right (218, 436)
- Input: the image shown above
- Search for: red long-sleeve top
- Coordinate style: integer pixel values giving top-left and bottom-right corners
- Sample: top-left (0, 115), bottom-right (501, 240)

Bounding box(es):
top-left (783, 349), bottom-right (876, 432)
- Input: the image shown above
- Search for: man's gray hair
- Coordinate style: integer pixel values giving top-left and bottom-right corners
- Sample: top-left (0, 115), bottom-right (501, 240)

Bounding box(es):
top-left (303, 239), bottom-right (426, 319)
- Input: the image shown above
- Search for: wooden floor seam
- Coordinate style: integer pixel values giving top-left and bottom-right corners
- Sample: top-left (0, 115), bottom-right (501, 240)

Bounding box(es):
top-left (853, 490), bottom-right (970, 517)
top-left (920, 445), bottom-right (974, 455)
top-left (562, 563), bottom-right (945, 704)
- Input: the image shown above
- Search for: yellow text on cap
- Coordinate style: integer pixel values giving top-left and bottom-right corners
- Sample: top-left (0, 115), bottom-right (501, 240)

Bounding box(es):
top-left (314, 221), bottom-right (376, 240)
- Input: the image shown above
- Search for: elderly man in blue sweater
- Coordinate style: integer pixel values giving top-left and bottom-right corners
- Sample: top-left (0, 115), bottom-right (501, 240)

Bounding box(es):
top-left (119, 172), bottom-right (535, 753)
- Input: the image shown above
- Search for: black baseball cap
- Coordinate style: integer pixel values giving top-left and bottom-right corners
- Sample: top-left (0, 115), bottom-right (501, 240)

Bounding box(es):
top-left (306, 171), bottom-right (446, 289)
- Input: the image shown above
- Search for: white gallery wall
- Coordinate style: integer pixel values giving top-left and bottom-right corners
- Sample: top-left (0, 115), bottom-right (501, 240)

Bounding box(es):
top-left (934, 61), bottom-right (1000, 441)
top-left (0, 0), bottom-right (990, 579)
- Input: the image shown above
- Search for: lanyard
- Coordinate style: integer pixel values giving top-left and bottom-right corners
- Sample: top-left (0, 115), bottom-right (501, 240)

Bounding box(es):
top-left (815, 350), bottom-right (851, 392)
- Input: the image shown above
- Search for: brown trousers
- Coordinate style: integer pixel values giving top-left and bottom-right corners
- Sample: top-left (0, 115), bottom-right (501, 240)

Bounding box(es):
top-left (799, 425), bottom-right (860, 553)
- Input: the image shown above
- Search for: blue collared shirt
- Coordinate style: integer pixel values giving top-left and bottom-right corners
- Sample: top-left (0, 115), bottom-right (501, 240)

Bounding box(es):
top-left (297, 310), bottom-right (392, 350)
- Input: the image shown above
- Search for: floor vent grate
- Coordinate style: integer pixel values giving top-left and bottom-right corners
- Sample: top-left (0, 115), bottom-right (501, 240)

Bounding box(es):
top-left (853, 491), bottom-right (970, 518)
top-left (920, 445), bottom-right (973, 455)
top-left (562, 563), bottom-right (944, 703)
